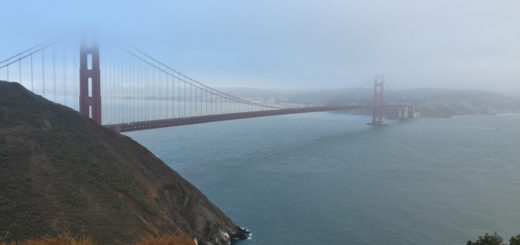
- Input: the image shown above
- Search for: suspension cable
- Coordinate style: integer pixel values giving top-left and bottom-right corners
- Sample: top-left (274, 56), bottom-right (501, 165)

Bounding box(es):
top-left (120, 43), bottom-right (284, 109)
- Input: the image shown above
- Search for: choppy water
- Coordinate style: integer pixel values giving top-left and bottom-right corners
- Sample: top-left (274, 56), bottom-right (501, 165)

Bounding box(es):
top-left (126, 113), bottom-right (520, 245)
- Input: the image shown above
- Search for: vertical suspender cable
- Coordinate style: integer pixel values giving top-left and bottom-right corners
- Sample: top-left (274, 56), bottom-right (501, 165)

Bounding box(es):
top-left (135, 54), bottom-right (138, 123)
top-left (118, 48), bottom-right (121, 123)
top-left (138, 57), bottom-right (141, 121)
top-left (102, 46), bottom-right (106, 122)
top-left (18, 59), bottom-right (22, 85)
top-left (75, 47), bottom-right (79, 110)
top-left (30, 53), bottom-right (33, 91)
top-left (109, 48), bottom-right (113, 124)
top-left (129, 53), bottom-right (133, 122)
top-left (171, 75), bottom-right (174, 118)
top-left (184, 82), bottom-right (186, 118)
top-left (141, 57), bottom-right (144, 122)
top-left (63, 44), bottom-right (67, 105)
top-left (120, 49), bottom-right (124, 123)
top-left (158, 63), bottom-right (160, 120)
top-left (178, 77), bottom-right (181, 118)
top-left (194, 86), bottom-right (197, 116)
top-left (114, 48), bottom-right (118, 123)
top-left (72, 46), bottom-right (75, 110)
top-left (189, 84), bottom-right (192, 117)
top-left (164, 72), bottom-right (167, 119)
top-left (134, 56), bottom-right (137, 122)
top-left (158, 68), bottom-right (160, 119)
top-left (144, 60), bottom-right (147, 121)
top-left (52, 45), bottom-right (56, 101)
top-left (124, 50), bottom-right (127, 122)
top-left (165, 73), bottom-right (168, 118)
top-left (157, 67), bottom-right (160, 120)
top-left (153, 65), bottom-right (156, 120)
top-left (159, 69), bottom-right (162, 119)
top-left (42, 49), bottom-right (45, 96)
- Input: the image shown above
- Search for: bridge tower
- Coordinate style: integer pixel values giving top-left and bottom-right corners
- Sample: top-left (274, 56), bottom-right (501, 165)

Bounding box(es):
top-left (370, 77), bottom-right (385, 125)
top-left (79, 39), bottom-right (102, 124)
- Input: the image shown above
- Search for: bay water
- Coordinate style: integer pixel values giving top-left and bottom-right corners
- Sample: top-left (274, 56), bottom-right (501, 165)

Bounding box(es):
top-left (126, 112), bottom-right (520, 245)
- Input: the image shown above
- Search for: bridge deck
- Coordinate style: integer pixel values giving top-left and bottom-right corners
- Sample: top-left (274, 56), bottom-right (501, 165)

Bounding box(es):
top-left (105, 104), bottom-right (408, 132)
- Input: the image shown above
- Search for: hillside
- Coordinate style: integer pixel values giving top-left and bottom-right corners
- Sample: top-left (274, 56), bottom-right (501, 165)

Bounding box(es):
top-left (387, 89), bottom-right (520, 117)
top-left (0, 81), bottom-right (248, 245)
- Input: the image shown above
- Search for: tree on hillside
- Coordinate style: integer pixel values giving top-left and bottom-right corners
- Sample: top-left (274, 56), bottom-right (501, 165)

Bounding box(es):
top-left (466, 233), bottom-right (504, 245)
top-left (510, 235), bottom-right (520, 245)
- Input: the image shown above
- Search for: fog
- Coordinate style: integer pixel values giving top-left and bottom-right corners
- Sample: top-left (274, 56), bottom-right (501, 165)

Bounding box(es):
top-left (1, 0), bottom-right (519, 93)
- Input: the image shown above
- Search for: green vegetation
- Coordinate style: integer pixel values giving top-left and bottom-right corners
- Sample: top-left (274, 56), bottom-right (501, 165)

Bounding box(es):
top-left (467, 233), bottom-right (520, 245)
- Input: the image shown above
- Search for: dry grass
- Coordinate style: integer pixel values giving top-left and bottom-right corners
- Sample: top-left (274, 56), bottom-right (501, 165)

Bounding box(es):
top-left (0, 233), bottom-right (194, 245)
top-left (132, 234), bottom-right (194, 245)
top-left (0, 233), bottom-right (94, 245)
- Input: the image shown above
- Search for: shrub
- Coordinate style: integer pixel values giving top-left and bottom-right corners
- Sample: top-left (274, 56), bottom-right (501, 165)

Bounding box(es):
top-left (510, 235), bottom-right (520, 245)
top-left (467, 233), bottom-right (504, 245)
top-left (467, 233), bottom-right (520, 245)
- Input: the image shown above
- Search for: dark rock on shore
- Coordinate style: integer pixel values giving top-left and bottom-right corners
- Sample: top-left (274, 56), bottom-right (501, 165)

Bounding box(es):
top-left (231, 227), bottom-right (251, 240)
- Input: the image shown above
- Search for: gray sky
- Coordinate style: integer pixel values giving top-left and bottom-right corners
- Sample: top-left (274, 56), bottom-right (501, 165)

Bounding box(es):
top-left (1, 0), bottom-right (519, 92)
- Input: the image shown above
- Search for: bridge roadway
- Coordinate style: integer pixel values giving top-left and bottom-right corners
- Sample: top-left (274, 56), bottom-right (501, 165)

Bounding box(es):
top-left (105, 104), bottom-right (408, 132)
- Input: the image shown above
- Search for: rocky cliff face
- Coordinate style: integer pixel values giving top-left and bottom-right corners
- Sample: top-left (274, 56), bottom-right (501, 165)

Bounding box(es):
top-left (0, 81), bottom-right (248, 245)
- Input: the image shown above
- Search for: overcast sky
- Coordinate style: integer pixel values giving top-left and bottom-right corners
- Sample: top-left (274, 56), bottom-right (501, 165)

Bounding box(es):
top-left (1, 0), bottom-right (519, 92)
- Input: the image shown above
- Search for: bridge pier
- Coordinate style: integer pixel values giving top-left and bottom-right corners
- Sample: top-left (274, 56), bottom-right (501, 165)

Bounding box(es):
top-left (398, 106), bottom-right (409, 119)
top-left (398, 105), bottom-right (420, 120)
top-left (79, 38), bottom-right (102, 124)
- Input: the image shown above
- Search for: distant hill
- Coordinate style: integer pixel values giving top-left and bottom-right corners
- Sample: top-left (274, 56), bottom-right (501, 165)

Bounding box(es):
top-left (385, 88), bottom-right (520, 117)
top-left (0, 81), bottom-right (248, 245)
top-left (220, 87), bottom-right (520, 117)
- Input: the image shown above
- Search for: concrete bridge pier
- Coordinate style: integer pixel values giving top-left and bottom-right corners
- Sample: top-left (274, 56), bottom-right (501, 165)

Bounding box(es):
top-left (398, 105), bottom-right (420, 120)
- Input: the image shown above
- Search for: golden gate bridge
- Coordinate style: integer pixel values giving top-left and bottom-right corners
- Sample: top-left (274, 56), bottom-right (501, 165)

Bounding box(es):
top-left (0, 38), bottom-right (417, 132)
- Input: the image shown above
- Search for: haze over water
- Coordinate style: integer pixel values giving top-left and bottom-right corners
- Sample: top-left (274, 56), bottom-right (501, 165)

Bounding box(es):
top-left (127, 113), bottom-right (520, 245)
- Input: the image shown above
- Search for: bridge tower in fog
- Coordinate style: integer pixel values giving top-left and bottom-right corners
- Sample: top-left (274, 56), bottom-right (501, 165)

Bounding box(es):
top-left (79, 39), bottom-right (102, 124)
top-left (369, 77), bottom-right (385, 125)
